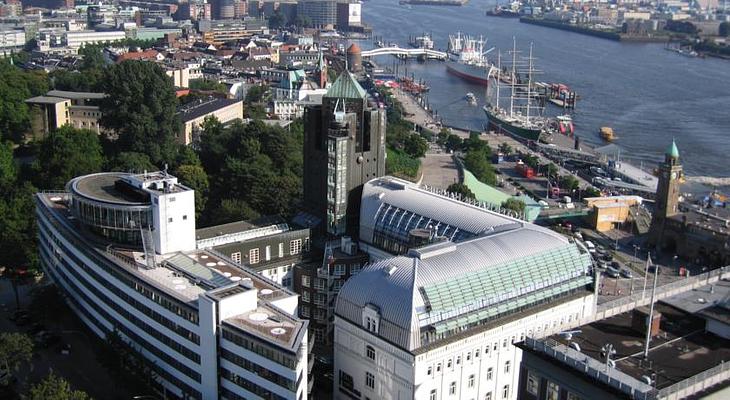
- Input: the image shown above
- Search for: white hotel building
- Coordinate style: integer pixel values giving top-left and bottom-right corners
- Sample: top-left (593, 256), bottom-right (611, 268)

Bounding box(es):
top-left (333, 177), bottom-right (596, 400)
top-left (36, 172), bottom-right (309, 400)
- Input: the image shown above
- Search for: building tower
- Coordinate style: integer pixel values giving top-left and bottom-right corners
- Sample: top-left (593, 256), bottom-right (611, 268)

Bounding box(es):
top-left (302, 72), bottom-right (386, 239)
top-left (649, 139), bottom-right (683, 247)
top-left (211, 0), bottom-right (235, 19)
top-left (346, 43), bottom-right (362, 73)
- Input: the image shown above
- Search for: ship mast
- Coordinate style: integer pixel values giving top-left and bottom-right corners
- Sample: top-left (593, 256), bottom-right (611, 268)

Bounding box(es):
top-left (495, 51), bottom-right (501, 110)
top-left (509, 37), bottom-right (516, 118)
top-left (526, 43), bottom-right (533, 120)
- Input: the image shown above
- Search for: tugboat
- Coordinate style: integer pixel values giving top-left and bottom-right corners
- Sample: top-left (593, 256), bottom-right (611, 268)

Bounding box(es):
top-left (465, 92), bottom-right (477, 105)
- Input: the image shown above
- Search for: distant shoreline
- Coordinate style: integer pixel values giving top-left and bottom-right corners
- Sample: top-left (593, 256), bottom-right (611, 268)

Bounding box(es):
top-left (519, 17), bottom-right (669, 43)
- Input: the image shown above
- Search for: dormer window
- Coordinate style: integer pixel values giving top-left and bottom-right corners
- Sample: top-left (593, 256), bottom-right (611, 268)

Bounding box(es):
top-left (362, 304), bottom-right (380, 334)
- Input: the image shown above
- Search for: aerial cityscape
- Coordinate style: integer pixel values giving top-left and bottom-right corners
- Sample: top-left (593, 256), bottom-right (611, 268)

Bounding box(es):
top-left (0, 0), bottom-right (729, 399)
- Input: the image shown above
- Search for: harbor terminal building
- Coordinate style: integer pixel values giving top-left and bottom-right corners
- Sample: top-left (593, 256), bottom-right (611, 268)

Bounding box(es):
top-left (36, 172), bottom-right (310, 400)
top-left (333, 177), bottom-right (597, 400)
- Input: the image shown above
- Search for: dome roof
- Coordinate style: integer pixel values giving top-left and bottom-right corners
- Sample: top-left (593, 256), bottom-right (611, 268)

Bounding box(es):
top-left (346, 43), bottom-right (361, 54)
top-left (667, 139), bottom-right (680, 159)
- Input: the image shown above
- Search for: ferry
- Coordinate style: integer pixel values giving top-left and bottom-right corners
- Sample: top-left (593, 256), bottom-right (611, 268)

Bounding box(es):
top-left (445, 32), bottom-right (494, 86)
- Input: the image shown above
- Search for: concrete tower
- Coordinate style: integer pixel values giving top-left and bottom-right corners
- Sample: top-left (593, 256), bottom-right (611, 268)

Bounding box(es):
top-left (346, 43), bottom-right (362, 73)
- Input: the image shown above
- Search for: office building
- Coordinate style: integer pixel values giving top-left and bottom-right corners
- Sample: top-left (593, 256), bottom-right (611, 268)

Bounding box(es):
top-left (36, 172), bottom-right (310, 399)
top-left (26, 90), bottom-right (107, 137)
top-left (63, 30), bottom-right (126, 49)
top-left (0, 29), bottom-right (25, 51)
top-left (197, 218), bottom-right (311, 290)
top-left (333, 177), bottom-right (596, 400)
top-left (25, 95), bottom-right (71, 138)
top-left (517, 281), bottom-right (730, 399)
top-left (301, 71), bottom-right (386, 238)
top-left (212, 0), bottom-right (235, 19)
top-left (177, 98), bottom-right (244, 145)
top-left (297, 0), bottom-right (337, 28)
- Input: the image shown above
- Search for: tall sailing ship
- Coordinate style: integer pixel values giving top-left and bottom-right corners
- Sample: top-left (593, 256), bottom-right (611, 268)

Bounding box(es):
top-left (445, 32), bottom-right (494, 86)
top-left (483, 40), bottom-right (547, 141)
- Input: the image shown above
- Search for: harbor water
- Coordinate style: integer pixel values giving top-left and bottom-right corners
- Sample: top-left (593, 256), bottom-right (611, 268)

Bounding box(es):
top-left (362, 0), bottom-right (730, 181)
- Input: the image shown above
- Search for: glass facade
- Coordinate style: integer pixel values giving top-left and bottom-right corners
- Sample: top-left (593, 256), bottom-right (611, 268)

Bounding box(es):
top-left (71, 195), bottom-right (152, 245)
top-left (326, 136), bottom-right (348, 235)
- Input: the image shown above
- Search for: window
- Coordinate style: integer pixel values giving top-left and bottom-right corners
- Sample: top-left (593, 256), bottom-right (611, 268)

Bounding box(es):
top-left (475, 349), bottom-right (480, 358)
top-left (468, 374), bottom-right (475, 388)
top-left (334, 264), bottom-right (346, 276)
top-left (300, 306), bottom-right (310, 318)
top-left (485, 392), bottom-right (492, 400)
top-left (456, 356), bottom-right (461, 365)
top-left (365, 372), bottom-right (375, 389)
top-left (567, 392), bottom-right (581, 400)
top-left (366, 345), bottom-right (375, 361)
top-left (230, 252), bottom-right (241, 263)
top-left (427, 366), bottom-right (432, 376)
top-left (265, 245), bottom-right (271, 261)
top-left (351, 264), bottom-right (361, 275)
top-left (447, 359), bottom-right (452, 368)
top-left (467, 352), bottom-right (471, 361)
top-left (503, 339), bottom-right (507, 348)
top-left (502, 385), bottom-right (509, 399)
top-left (301, 275), bottom-right (310, 287)
top-left (504, 361), bottom-right (511, 374)
top-left (278, 242), bottom-right (284, 258)
top-left (183, 215), bottom-right (188, 220)
top-left (249, 248), bottom-right (259, 264)
top-left (282, 277), bottom-right (291, 288)
top-left (449, 382), bottom-right (456, 395)
top-left (526, 372), bottom-right (539, 395)
top-left (168, 217), bottom-right (173, 223)
top-left (301, 291), bottom-right (310, 303)
top-left (436, 363), bottom-right (442, 372)
top-left (547, 382), bottom-right (559, 400)
top-left (290, 239), bottom-right (303, 255)
top-left (487, 367), bottom-right (493, 380)
top-left (430, 389), bottom-right (437, 400)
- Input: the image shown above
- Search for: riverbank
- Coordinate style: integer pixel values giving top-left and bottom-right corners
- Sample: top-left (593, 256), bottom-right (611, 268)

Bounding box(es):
top-left (519, 17), bottom-right (669, 43)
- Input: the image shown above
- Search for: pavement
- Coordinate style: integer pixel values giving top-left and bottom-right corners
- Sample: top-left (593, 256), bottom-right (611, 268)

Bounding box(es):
top-left (420, 146), bottom-right (459, 189)
top-left (0, 278), bottom-right (140, 400)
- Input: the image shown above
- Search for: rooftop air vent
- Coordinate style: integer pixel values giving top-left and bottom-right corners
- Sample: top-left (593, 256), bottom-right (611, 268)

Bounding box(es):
top-left (386, 265), bottom-right (397, 276)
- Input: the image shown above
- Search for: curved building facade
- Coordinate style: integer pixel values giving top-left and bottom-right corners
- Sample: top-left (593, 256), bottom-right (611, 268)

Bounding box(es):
top-left (37, 172), bottom-right (309, 400)
top-left (333, 177), bottom-right (596, 400)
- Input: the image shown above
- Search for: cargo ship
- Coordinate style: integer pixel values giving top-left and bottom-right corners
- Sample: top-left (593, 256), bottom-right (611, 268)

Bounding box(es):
top-left (399, 0), bottom-right (468, 5)
top-left (486, 5), bottom-right (521, 18)
top-left (445, 32), bottom-right (494, 86)
top-left (483, 41), bottom-right (547, 142)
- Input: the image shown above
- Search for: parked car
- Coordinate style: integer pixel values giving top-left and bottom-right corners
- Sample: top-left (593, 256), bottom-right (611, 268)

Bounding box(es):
top-left (605, 266), bottom-right (620, 278)
top-left (620, 269), bottom-right (633, 279)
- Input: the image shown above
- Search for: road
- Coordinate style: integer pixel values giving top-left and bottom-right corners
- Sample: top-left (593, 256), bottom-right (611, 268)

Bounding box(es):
top-left (420, 147), bottom-right (459, 189)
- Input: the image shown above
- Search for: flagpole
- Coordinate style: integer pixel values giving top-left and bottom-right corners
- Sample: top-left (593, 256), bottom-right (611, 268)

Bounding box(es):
top-left (643, 261), bottom-right (660, 359)
top-left (642, 254), bottom-right (651, 300)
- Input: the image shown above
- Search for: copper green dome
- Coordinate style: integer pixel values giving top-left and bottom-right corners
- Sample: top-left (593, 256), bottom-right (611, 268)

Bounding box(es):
top-left (667, 139), bottom-right (679, 159)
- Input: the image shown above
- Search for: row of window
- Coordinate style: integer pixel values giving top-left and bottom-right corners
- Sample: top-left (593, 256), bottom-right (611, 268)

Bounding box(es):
top-left (526, 371), bottom-right (581, 400)
top-left (41, 252), bottom-right (203, 392)
top-left (37, 206), bottom-right (200, 325)
top-left (40, 240), bottom-right (201, 366)
top-left (220, 348), bottom-right (296, 392)
top-left (233, 239), bottom-right (307, 265)
top-left (39, 226), bottom-right (200, 346)
top-left (220, 367), bottom-right (288, 400)
top-left (221, 328), bottom-right (298, 370)
top-left (426, 349), bottom-right (511, 377)
top-left (429, 385), bottom-right (508, 400)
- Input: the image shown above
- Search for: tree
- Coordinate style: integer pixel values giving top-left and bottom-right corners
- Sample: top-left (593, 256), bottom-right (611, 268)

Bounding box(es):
top-left (0, 332), bottom-right (33, 376)
top-left (26, 372), bottom-right (90, 400)
top-left (107, 151), bottom-right (155, 173)
top-left (403, 134), bottom-right (428, 158)
top-left (245, 84), bottom-right (269, 103)
top-left (447, 183), bottom-right (476, 200)
top-left (99, 61), bottom-right (180, 165)
top-left (268, 11), bottom-right (286, 29)
top-left (584, 187), bottom-right (602, 198)
top-left (207, 198), bottom-right (260, 226)
top-left (498, 142), bottom-right (512, 155)
top-left (32, 126), bottom-right (104, 190)
top-left (294, 15), bottom-right (313, 28)
top-left (445, 134), bottom-right (463, 152)
top-left (545, 163), bottom-right (559, 179)
top-left (462, 132), bottom-right (490, 155)
top-left (559, 175), bottom-right (580, 192)
top-left (188, 79), bottom-right (228, 94)
top-left (501, 198), bottom-right (526, 214)
top-left (175, 164), bottom-right (209, 218)
top-left (0, 60), bottom-right (49, 142)
top-left (463, 150), bottom-right (497, 185)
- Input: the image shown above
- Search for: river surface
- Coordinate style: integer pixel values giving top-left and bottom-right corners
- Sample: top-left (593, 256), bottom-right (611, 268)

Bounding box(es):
top-left (361, 0), bottom-right (730, 181)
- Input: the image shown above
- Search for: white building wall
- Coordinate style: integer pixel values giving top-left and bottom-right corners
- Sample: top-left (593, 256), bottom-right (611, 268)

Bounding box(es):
top-left (152, 189), bottom-right (197, 254)
top-left (334, 294), bottom-right (595, 400)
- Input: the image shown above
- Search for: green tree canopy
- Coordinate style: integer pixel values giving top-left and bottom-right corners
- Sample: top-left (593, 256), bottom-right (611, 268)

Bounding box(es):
top-left (189, 79), bottom-right (228, 94)
top-left (0, 60), bottom-right (49, 142)
top-left (32, 126), bottom-right (105, 190)
top-left (107, 151), bottom-right (155, 173)
top-left (402, 133), bottom-right (428, 158)
top-left (99, 61), bottom-right (180, 165)
top-left (501, 198), bottom-right (526, 214)
top-left (463, 150), bottom-right (497, 186)
top-left (498, 142), bottom-right (513, 155)
top-left (26, 372), bottom-right (90, 400)
top-left (174, 164), bottom-right (209, 218)
top-left (0, 141), bottom-right (38, 270)
top-left (559, 175), bottom-right (580, 192)
top-left (0, 332), bottom-right (33, 375)
top-left (447, 183), bottom-right (476, 200)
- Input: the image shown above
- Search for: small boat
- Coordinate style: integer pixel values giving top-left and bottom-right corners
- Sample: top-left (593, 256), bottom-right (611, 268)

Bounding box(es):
top-left (465, 92), bottom-right (477, 105)
top-left (599, 126), bottom-right (615, 142)
top-left (553, 115), bottom-right (574, 136)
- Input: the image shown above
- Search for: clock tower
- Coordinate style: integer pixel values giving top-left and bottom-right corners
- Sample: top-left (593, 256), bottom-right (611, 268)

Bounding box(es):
top-left (649, 140), bottom-right (683, 246)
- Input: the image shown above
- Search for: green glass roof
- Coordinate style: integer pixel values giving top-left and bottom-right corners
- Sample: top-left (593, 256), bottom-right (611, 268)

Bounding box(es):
top-left (422, 244), bottom-right (590, 324)
top-left (324, 72), bottom-right (367, 99)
